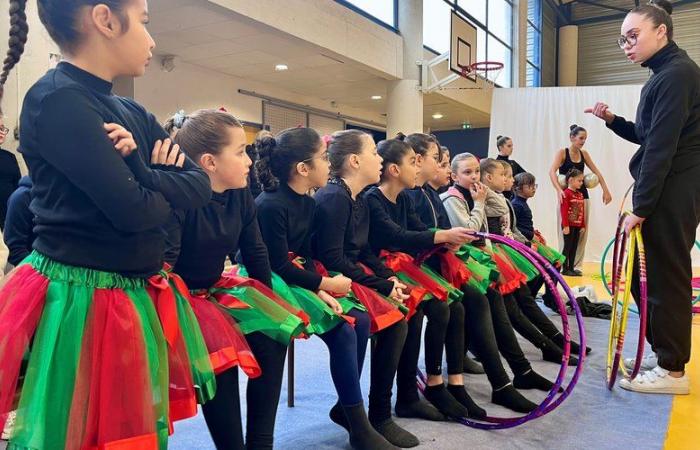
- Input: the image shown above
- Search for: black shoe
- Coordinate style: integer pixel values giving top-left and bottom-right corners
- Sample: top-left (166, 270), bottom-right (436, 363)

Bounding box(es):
top-left (562, 270), bottom-right (577, 276)
top-left (463, 355), bottom-right (485, 374)
top-left (572, 269), bottom-right (583, 277)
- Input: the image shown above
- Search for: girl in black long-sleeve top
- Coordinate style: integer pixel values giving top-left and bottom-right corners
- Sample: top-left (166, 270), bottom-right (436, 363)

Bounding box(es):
top-left (255, 127), bottom-right (395, 450)
top-left (587, 0), bottom-right (700, 394)
top-left (313, 130), bottom-right (421, 448)
top-left (0, 3), bottom-right (212, 448)
top-left (365, 136), bottom-right (490, 420)
top-left (164, 110), bottom-right (310, 450)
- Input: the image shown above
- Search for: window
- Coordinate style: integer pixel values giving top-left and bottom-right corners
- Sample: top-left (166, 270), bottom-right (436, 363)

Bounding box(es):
top-left (336, 0), bottom-right (396, 29)
top-left (432, 0), bottom-right (514, 88)
top-left (526, 0), bottom-right (542, 87)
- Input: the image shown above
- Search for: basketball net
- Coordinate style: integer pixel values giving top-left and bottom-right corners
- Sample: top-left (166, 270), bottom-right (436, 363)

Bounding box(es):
top-left (458, 61), bottom-right (504, 90)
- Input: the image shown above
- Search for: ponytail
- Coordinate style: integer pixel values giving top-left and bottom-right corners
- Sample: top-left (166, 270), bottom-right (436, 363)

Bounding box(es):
top-left (0, 0), bottom-right (29, 110)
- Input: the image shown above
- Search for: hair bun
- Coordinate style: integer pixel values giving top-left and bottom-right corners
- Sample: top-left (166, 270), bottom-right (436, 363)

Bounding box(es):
top-left (496, 135), bottom-right (503, 140)
top-left (651, 0), bottom-right (673, 15)
top-left (395, 132), bottom-right (406, 141)
top-left (256, 135), bottom-right (277, 159)
top-left (570, 124), bottom-right (578, 131)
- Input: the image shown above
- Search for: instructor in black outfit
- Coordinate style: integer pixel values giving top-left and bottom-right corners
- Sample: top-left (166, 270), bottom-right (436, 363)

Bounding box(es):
top-left (587, 0), bottom-right (700, 394)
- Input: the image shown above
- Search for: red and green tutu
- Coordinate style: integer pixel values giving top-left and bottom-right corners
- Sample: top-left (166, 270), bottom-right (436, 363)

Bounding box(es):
top-left (532, 232), bottom-right (566, 268)
top-left (496, 243), bottom-right (540, 282)
top-left (484, 245), bottom-right (528, 295)
top-left (165, 273), bottom-right (261, 389)
top-left (0, 252), bottom-right (171, 450)
top-left (381, 251), bottom-right (462, 305)
top-left (193, 271), bottom-right (307, 345)
top-left (454, 245), bottom-right (501, 295)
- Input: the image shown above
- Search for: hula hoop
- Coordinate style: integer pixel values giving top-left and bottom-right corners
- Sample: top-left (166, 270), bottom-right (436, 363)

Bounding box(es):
top-left (600, 239), bottom-right (700, 313)
top-left (605, 215), bottom-right (648, 390)
top-left (418, 232), bottom-right (586, 429)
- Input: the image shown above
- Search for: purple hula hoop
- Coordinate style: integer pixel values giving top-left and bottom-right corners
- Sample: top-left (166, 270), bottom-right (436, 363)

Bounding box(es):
top-left (417, 232), bottom-right (586, 429)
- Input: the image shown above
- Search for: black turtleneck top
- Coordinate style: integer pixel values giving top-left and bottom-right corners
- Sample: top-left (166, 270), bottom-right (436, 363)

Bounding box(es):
top-left (256, 184), bottom-right (322, 291)
top-left (164, 189), bottom-right (271, 290)
top-left (19, 62), bottom-right (211, 277)
top-left (606, 41), bottom-right (700, 217)
top-left (312, 180), bottom-right (396, 296)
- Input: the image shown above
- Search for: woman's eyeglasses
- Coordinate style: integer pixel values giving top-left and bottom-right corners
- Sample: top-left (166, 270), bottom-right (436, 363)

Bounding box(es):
top-left (0, 126), bottom-right (9, 134)
top-left (617, 31), bottom-right (639, 49)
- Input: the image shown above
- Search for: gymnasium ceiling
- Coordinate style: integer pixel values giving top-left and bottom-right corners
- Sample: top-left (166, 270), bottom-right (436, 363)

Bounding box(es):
top-left (147, 0), bottom-right (490, 130)
top-left (550, 0), bottom-right (700, 25)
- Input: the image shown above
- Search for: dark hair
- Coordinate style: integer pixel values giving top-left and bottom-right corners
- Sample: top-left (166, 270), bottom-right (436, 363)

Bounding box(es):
top-left (565, 168), bottom-right (584, 182)
top-left (631, 1), bottom-right (673, 40)
top-left (246, 129), bottom-right (272, 160)
top-left (496, 135), bottom-right (511, 148)
top-left (327, 129), bottom-right (370, 177)
top-left (401, 132), bottom-right (441, 158)
top-left (255, 127), bottom-right (322, 192)
top-left (479, 157), bottom-right (502, 177)
top-left (172, 109), bottom-right (242, 163)
top-left (376, 138), bottom-right (413, 181)
top-left (440, 146), bottom-right (450, 159)
top-left (569, 124), bottom-right (586, 138)
top-left (0, 1), bottom-right (130, 108)
top-left (514, 172), bottom-right (536, 192)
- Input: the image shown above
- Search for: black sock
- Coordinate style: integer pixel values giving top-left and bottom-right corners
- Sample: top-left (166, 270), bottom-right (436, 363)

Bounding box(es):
top-left (552, 333), bottom-right (591, 355)
top-left (446, 384), bottom-right (486, 419)
top-left (329, 401), bottom-right (349, 431)
top-left (542, 342), bottom-right (579, 366)
top-left (343, 403), bottom-right (397, 450)
top-left (423, 384), bottom-right (469, 419)
top-left (370, 418), bottom-right (419, 448)
top-left (395, 399), bottom-right (446, 421)
top-left (513, 370), bottom-right (562, 392)
top-left (492, 384), bottom-right (537, 413)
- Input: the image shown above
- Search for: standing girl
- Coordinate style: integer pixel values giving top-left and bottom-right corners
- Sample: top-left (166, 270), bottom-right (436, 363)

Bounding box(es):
top-left (313, 130), bottom-right (418, 448)
top-left (548, 125), bottom-right (612, 275)
top-left (0, 1), bottom-right (212, 448)
top-left (255, 127), bottom-right (395, 450)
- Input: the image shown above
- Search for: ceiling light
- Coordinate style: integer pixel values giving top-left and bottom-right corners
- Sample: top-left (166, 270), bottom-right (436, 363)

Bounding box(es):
top-left (275, 64), bottom-right (288, 71)
top-left (432, 113), bottom-right (444, 119)
top-left (371, 95), bottom-right (382, 100)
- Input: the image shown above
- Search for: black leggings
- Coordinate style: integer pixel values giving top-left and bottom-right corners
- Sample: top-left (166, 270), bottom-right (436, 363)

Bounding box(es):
top-left (368, 319), bottom-right (408, 423)
top-left (485, 288), bottom-right (533, 377)
top-left (245, 332), bottom-right (288, 450)
top-left (396, 299), bottom-right (463, 404)
top-left (512, 283), bottom-right (562, 340)
top-left (502, 289), bottom-right (552, 350)
top-left (202, 368), bottom-right (245, 450)
top-left (562, 227), bottom-right (581, 272)
top-left (201, 332), bottom-right (286, 450)
top-left (318, 309), bottom-right (371, 406)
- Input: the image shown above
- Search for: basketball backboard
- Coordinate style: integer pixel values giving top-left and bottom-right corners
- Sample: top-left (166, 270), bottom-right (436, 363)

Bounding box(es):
top-left (449, 10), bottom-right (477, 83)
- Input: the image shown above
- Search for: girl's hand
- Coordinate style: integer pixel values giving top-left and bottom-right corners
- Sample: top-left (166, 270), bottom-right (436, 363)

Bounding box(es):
top-left (317, 290), bottom-right (343, 315)
top-left (558, 189), bottom-right (566, 204)
top-left (563, 226), bottom-right (570, 235)
top-left (151, 138), bottom-right (185, 168)
top-left (470, 182), bottom-right (487, 202)
top-left (104, 123), bottom-right (137, 157)
top-left (390, 286), bottom-right (410, 303)
top-left (602, 189), bottom-right (612, 205)
top-left (320, 274), bottom-right (352, 295)
top-left (436, 227), bottom-right (476, 246)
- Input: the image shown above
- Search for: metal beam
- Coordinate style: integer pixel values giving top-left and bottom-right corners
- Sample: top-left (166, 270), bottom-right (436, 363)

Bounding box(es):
top-left (545, 0), bottom-right (570, 25)
top-left (571, 0), bottom-right (700, 26)
top-left (576, 0), bottom-right (629, 13)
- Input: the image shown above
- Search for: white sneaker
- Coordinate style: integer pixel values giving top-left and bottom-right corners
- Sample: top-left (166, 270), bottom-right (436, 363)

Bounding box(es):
top-left (619, 366), bottom-right (690, 395)
top-left (623, 353), bottom-right (657, 372)
top-left (1, 410), bottom-right (16, 440)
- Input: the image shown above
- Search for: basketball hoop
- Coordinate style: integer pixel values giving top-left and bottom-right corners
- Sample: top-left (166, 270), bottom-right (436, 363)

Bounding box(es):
top-left (459, 61), bottom-right (504, 89)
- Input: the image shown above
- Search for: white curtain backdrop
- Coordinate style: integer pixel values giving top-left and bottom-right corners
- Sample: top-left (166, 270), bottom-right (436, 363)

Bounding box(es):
top-left (489, 86), bottom-right (700, 266)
